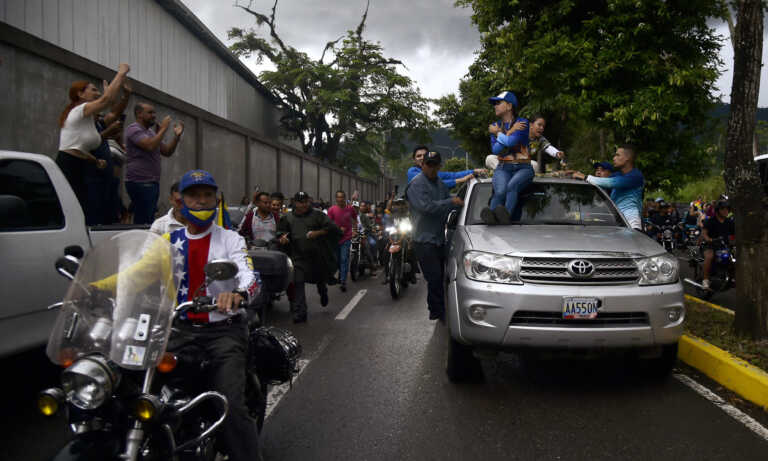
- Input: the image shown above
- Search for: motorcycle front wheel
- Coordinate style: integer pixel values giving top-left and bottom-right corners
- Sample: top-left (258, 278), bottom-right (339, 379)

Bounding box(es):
top-left (389, 254), bottom-right (402, 299)
top-left (350, 250), bottom-right (359, 282)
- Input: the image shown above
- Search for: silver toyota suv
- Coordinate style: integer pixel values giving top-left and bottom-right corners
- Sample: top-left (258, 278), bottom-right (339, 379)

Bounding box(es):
top-left (444, 177), bottom-right (684, 381)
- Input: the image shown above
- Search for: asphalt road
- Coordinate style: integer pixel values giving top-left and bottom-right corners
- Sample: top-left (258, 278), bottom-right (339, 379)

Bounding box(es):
top-left (3, 273), bottom-right (765, 461)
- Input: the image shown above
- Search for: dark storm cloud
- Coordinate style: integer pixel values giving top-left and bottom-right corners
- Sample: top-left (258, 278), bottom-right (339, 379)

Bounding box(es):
top-left (180, 0), bottom-right (481, 98)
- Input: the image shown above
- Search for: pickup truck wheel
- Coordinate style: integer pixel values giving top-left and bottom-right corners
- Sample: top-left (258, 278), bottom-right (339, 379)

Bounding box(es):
top-left (646, 343), bottom-right (678, 378)
top-left (446, 335), bottom-right (482, 382)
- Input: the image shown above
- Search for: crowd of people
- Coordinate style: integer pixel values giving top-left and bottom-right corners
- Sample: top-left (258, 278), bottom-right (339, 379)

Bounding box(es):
top-left (57, 63), bottom-right (186, 227)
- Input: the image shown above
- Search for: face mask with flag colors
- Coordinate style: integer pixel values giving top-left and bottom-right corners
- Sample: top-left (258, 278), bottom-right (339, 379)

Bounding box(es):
top-left (182, 205), bottom-right (217, 227)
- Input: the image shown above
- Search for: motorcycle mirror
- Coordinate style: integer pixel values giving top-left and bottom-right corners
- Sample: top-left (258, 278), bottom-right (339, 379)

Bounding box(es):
top-left (204, 260), bottom-right (238, 281)
top-left (55, 256), bottom-right (80, 280)
top-left (64, 245), bottom-right (84, 259)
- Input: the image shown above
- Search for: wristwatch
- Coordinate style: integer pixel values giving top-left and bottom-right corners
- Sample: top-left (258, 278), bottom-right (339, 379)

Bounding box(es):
top-left (232, 289), bottom-right (248, 300)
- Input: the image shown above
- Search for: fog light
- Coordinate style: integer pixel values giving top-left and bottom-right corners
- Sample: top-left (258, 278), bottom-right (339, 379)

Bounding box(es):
top-left (469, 305), bottom-right (487, 321)
top-left (667, 308), bottom-right (682, 322)
top-left (133, 395), bottom-right (162, 422)
top-left (37, 388), bottom-right (65, 416)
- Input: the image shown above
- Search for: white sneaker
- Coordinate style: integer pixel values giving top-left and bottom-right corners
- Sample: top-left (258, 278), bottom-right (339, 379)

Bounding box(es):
top-left (702, 279), bottom-right (710, 289)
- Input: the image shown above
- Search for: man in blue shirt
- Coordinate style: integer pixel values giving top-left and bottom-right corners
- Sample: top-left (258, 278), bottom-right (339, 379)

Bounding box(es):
top-left (573, 145), bottom-right (644, 230)
top-left (405, 150), bottom-right (463, 321)
top-left (407, 145), bottom-right (485, 188)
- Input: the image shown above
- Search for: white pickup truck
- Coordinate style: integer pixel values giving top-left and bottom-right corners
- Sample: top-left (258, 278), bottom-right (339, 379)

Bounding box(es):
top-left (0, 150), bottom-right (148, 357)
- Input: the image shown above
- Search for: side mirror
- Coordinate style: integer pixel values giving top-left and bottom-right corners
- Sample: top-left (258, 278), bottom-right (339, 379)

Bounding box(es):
top-left (446, 210), bottom-right (459, 230)
top-left (204, 260), bottom-right (238, 281)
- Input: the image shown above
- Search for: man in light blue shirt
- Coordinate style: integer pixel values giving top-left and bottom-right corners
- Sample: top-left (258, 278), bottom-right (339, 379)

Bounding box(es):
top-left (407, 145), bottom-right (485, 188)
top-left (573, 145), bottom-right (644, 230)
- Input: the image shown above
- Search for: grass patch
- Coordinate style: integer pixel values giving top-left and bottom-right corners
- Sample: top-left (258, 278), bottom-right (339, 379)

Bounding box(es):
top-left (684, 299), bottom-right (768, 372)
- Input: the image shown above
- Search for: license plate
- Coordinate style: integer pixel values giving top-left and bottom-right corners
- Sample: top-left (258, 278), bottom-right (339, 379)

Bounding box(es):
top-left (389, 244), bottom-right (401, 253)
top-left (562, 297), bottom-right (600, 319)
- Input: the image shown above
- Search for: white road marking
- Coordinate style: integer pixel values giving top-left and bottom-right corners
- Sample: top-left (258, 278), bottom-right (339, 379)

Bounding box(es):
top-left (264, 333), bottom-right (333, 420)
top-left (674, 373), bottom-right (768, 442)
top-left (335, 289), bottom-right (367, 320)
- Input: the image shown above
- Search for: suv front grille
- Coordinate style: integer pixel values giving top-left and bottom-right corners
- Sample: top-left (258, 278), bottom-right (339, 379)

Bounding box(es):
top-left (520, 257), bottom-right (639, 285)
top-left (510, 311), bottom-right (649, 327)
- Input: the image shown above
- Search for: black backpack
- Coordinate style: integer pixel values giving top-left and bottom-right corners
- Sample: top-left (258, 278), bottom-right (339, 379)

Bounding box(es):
top-left (249, 326), bottom-right (302, 385)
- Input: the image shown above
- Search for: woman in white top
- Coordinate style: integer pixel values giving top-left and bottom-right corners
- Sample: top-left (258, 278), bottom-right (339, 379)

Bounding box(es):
top-left (57, 63), bottom-right (130, 208)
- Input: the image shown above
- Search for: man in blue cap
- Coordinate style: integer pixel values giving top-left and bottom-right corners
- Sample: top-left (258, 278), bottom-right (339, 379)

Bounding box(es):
top-left (593, 161), bottom-right (613, 178)
top-left (406, 150), bottom-right (463, 320)
top-left (169, 169), bottom-right (263, 461)
top-left (95, 169), bottom-right (264, 460)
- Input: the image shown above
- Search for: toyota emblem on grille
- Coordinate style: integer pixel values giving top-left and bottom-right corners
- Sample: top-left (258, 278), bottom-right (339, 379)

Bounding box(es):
top-left (567, 259), bottom-right (595, 278)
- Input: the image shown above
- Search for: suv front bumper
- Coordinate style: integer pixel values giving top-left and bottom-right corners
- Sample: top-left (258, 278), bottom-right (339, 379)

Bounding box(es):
top-left (446, 275), bottom-right (684, 349)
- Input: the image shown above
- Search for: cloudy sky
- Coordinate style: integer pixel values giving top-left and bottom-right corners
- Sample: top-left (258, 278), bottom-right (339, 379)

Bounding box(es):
top-left (181, 0), bottom-right (767, 107)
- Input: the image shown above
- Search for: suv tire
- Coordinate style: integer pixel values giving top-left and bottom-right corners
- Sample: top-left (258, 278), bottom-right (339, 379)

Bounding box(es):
top-left (647, 343), bottom-right (678, 378)
top-left (446, 335), bottom-right (482, 382)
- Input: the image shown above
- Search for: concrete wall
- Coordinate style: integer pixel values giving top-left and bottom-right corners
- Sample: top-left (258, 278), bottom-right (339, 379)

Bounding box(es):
top-left (0, 8), bottom-right (386, 216)
top-left (0, 0), bottom-right (280, 137)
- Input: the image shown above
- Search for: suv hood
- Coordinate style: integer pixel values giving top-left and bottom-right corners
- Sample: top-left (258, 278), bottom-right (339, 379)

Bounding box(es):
top-left (463, 225), bottom-right (663, 257)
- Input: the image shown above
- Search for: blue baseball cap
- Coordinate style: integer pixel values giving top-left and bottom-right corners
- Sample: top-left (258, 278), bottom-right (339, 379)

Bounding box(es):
top-left (179, 169), bottom-right (218, 193)
top-left (489, 91), bottom-right (518, 108)
top-left (593, 161), bottom-right (613, 172)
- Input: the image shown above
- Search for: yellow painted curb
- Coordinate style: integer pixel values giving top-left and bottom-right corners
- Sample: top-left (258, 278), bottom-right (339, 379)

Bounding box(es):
top-left (684, 294), bottom-right (735, 315)
top-left (678, 334), bottom-right (768, 410)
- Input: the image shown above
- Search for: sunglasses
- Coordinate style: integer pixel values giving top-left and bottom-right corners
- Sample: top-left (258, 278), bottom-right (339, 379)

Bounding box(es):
top-left (492, 100), bottom-right (504, 106)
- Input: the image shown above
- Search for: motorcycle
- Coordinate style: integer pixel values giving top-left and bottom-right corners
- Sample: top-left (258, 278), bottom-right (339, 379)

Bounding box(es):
top-left (349, 229), bottom-right (375, 281)
top-left (658, 223), bottom-right (677, 252)
top-left (684, 236), bottom-right (736, 300)
top-left (386, 214), bottom-right (416, 299)
top-left (682, 224), bottom-right (701, 258)
top-left (39, 231), bottom-right (299, 460)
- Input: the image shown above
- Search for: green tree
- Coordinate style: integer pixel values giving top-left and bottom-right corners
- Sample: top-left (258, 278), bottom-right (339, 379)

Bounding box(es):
top-left (228, 0), bottom-right (431, 169)
top-left (437, 0), bottom-right (726, 192)
top-left (723, 0), bottom-right (767, 338)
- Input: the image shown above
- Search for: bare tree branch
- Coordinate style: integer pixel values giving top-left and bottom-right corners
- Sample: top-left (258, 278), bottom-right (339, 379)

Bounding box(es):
top-left (235, 0), bottom-right (291, 55)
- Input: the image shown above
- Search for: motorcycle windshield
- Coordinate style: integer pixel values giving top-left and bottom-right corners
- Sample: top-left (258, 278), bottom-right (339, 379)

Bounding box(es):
top-left (47, 231), bottom-right (179, 370)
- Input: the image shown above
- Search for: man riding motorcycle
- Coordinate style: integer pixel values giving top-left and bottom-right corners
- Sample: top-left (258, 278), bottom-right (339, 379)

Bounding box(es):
top-left (701, 200), bottom-right (736, 289)
top-left (93, 169), bottom-right (262, 461)
top-left (647, 201), bottom-right (678, 241)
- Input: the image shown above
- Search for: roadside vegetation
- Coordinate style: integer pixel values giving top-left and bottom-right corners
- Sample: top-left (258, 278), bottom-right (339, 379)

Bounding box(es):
top-left (685, 300), bottom-right (768, 372)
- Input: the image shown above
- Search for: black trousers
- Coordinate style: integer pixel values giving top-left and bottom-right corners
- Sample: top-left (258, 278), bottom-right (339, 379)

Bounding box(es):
top-left (290, 266), bottom-right (327, 318)
top-left (171, 322), bottom-right (261, 461)
top-left (413, 242), bottom-right (446, 316)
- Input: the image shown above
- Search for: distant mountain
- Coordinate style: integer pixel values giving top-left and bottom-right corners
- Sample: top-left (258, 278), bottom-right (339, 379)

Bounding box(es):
top-left (710, 103), bottom-right (768, 121)
top-left (397, 128), bottom-right (467, 160)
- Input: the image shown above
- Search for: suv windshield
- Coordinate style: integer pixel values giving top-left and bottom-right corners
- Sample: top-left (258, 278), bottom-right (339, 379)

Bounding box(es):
top-left (466, 182), bottom-right (625, 227)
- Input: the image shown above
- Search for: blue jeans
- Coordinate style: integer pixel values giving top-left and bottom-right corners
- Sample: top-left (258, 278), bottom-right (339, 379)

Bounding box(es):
top-left (490, 163), bottom-right (535, 214)
top-left (338, 240), bottom-right (352, 284)
top-left (126, 181), bottom-right (159, 225)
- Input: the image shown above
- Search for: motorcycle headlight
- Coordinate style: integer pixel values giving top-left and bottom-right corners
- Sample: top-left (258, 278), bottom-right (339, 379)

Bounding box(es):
top-left (61, 355), bottom-right (120, 410)
top-left (463, 251), bottom-right (522, 285)
top-left (694, 230), bottom-right (700, 235)
top-left (637, 253), bottom-right (678, 286)
top-left (663, 229), bottom-right (672, 238)
top-left (397, 220), bottom-right (412, 233)
top-left (385, 226), bottom-right (397, 234)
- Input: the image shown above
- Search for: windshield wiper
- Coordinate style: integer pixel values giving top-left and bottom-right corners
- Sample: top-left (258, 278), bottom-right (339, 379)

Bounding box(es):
top-left (530, 220), bottom-right (582, 225)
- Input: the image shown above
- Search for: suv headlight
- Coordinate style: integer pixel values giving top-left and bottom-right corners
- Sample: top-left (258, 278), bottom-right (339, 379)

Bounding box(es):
top-left (61, 355), bottom-right (120, 410)
top-left (463, 251), bottom-right (522, 285)
top-left (637, 253), bottom-right (679, 285)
